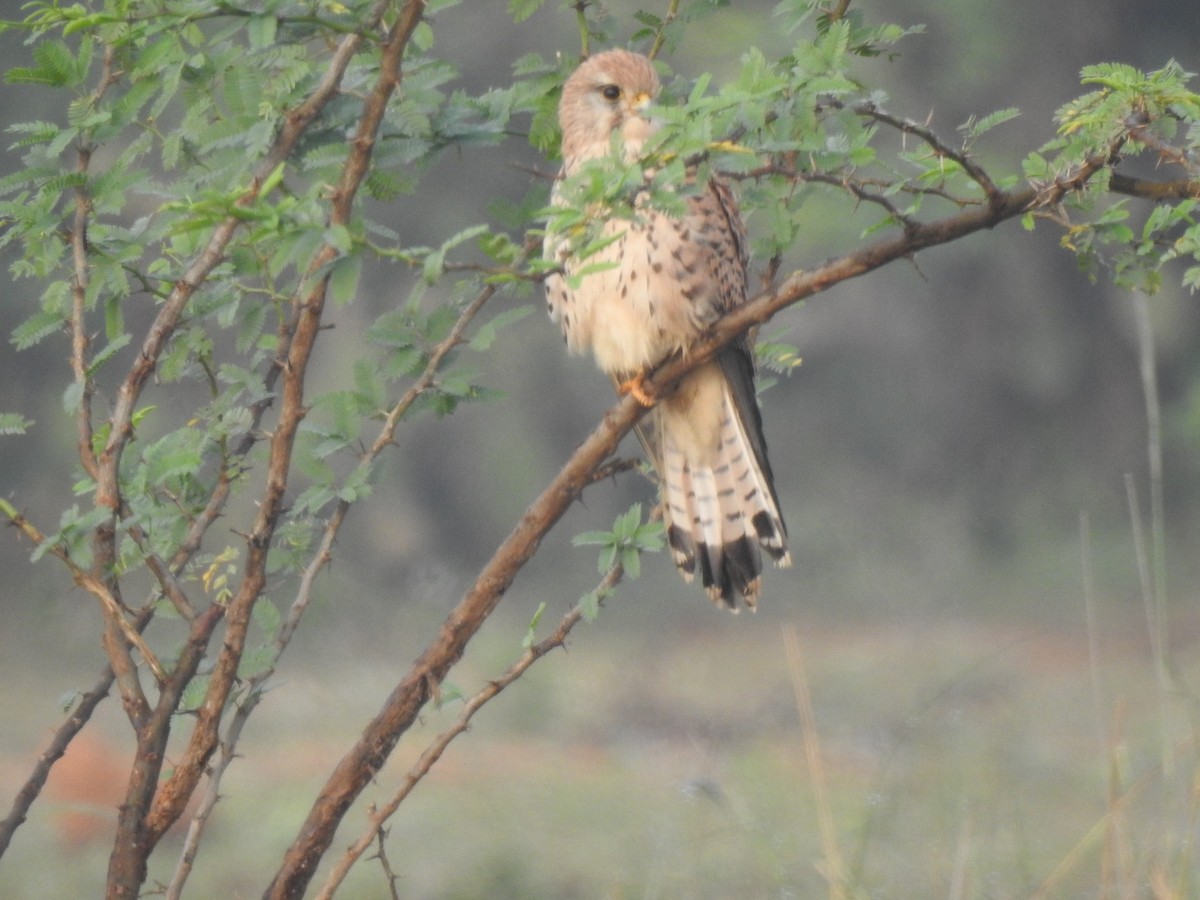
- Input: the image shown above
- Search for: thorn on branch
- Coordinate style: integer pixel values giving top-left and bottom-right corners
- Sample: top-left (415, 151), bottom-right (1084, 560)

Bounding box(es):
top-left (313, 561), bottom-right (628, 897)
top-left (827, 98), bottom-right (1003, 206)
top-left (1124, 114), bottom-right (1195, 171)
top-left (588, 457), bottom-right (641, 485)
top-left (1029, 135), bottom-right (1129, 210)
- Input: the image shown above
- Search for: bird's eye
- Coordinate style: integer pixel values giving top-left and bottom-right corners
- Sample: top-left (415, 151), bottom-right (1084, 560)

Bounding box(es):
top-left (599, 84), bottom-right (621, 101)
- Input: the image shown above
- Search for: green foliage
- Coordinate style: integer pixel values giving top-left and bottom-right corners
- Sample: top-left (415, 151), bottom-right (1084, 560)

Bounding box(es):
top-left (522, 601), bottom-right (547, 649)
top-left (572, 503), bottom-right (665, 619)
top-left (2, 0), bottom-right (1194, 667)
top-left (3, 0), bottom-right (1200, 893)
top-left (0, 0), bottom-right (551, 581)
top-left (1024, 61), bottom-right (1200, 292)
top-left (544, 8), bottom-right (959, 272)
top-left (0, 413), bottom-right (33, 435)
top-left (508, 0), bottom-right (546, 24)
top-left (754, 329), bottom-right (803, 394)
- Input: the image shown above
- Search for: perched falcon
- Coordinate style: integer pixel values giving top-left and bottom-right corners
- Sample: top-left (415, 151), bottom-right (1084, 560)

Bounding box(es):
top-left (545, 49), bottom-right (791, 610)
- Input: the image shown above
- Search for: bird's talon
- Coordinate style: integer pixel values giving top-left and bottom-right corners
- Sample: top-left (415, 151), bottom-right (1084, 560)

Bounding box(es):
top-left (618, 375), bottom-right (656, 407)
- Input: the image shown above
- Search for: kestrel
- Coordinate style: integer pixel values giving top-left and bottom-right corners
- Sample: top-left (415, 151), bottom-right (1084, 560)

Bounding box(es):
top-left (545, 49), bottom-right (791, 610)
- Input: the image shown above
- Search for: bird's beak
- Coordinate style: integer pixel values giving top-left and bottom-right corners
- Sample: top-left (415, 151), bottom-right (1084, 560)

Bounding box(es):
top-left (620, 91), bottom-right (661, 151)
top-left (628, 91), bottom-right (654, 114)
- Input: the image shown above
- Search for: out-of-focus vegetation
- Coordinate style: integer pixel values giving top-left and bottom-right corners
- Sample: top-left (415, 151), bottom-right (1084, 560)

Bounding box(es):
top-left (4, 615), bottom-right (1194, 897)
top-left (1, 0), bottom-right (1199, 896)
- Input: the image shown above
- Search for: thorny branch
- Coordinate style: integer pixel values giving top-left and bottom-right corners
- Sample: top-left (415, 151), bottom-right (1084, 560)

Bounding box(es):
top-left (851, 100), bottom-right (1003, 202)
top-left (141, 0), bottom-right (430, 866)
top-left (646, 0), bottom-right (682, 61)
top-left (164, 245), bottom-right (525, 898)
top-left (1124, 111), bottom-right (1197, 171)
top-left (2, 6), bottom-right (1190, 894)
top-left (1106, 112), bottom-right (1200, 200)
top-left (264, 120), bottom-right (1135, 900)
top-left (725, 163), bottom-right (981, 211)
top-left (371, 830), bottom-right (403, 900)
top-left (314, 563), bottom-right (628, 899)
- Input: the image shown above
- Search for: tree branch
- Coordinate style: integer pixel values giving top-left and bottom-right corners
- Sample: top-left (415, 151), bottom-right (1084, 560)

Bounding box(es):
top-left (266, 143), bottom-right (1123, 898)
top-left (0, 607), bottom-right (152, 858)
top-left (314, 563), bottom-right (627, 898)
top-left (103, 3), bottom-right (406, 895)
top-left (848, 100), bottom-right (1003, 203)
top-left (1124, 112), bottom-right (1196, 172)
top-left (164, 246), bottom-right (513, 897)
top-left (646, 0), bottom-right (681, 60)
top-left (1109, 172), bottom-right (1200, 201)
top-left (265, 380), bottom-right (650, 898)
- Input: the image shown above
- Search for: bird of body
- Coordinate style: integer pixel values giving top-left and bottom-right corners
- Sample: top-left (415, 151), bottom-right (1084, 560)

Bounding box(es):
top-left (545, 49), bottom-right (791, 610)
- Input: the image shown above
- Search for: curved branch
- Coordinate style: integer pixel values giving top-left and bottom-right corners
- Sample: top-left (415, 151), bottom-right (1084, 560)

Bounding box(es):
top-left (103, 3), bottom-right (408, 895)
top-left (265, 372), bottom-right (649, 898)
top-left (849, 100), bottom-right (1003, 203)
top-left (314, 563), bottom-right (627, 898)
top-left (165, 245), bottom-right (517, 897)
top-left (143, 0), bottom-right (429, 852)
top-left (265, 143), bottom-right (1121, 899)
top-left (0, 607), bottom-right (152, 858)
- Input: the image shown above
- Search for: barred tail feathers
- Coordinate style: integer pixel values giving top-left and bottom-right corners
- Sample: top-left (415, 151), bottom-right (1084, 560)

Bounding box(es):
top-left (658, 363), bottom-right (789, 610)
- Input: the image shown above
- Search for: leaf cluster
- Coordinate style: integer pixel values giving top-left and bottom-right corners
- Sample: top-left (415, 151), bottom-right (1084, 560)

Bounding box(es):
top-left (1024, 61), bottom-right (1200, 293)
top-left (572, 502), bottom-right (665, 618)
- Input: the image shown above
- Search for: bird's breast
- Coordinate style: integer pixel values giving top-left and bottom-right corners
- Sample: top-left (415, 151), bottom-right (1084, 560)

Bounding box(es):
top-left (552, 211), bottom-right (709, 376)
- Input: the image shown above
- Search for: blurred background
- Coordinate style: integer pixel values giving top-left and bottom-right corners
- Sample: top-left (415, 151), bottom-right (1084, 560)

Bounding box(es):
top-left (2, 0), bottom-right (1200, 896)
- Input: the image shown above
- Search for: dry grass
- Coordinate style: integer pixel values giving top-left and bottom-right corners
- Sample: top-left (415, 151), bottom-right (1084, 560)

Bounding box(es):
top-left (4, 595), bottom-right (1195, 898)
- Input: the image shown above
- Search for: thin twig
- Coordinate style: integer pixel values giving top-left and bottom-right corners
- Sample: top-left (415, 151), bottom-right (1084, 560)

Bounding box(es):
top-left (1125, 114), bottom-right (1195, 171)
top-left (164, 253), bottom-right (516, 893)
top-left (588, 456), bottom-right (643, 484)
top-left (647, 0), bottom-right (681, 60)
top-left (144, 0), bottom-right (433, 878)
top-left (0, 502), bottom-right (166, 683)
top-left (68, 44), bottom-right (122, 485)
top-left (721, 163), bottom-right (982, 209)
top-left (269, 139), bottom-right (1125, 899)
top-left (371, 827), bottom-right (402, 900)
top-left (0, 607), bottom-right (151, 856)
top-left (573, 1), bottom-right (592, 57)
top-left (815, 98), bottom-right (1002, 202)
top-left (850, 100), bottom-right (1002, 203)
top-left (314, 563), bottom-right (626, 899)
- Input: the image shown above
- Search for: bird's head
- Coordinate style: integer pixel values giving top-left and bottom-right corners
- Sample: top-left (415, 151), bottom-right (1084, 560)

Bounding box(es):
top-left (558, 49), bottom-right (661, 163)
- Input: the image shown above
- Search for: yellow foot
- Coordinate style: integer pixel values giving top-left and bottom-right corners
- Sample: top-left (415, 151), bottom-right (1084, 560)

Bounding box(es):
top-left (617, 374), bottom-right (656, 407)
